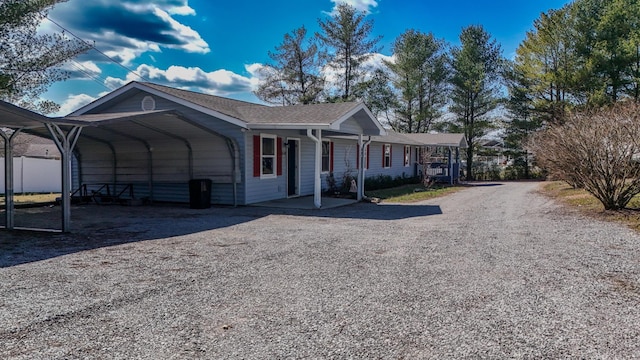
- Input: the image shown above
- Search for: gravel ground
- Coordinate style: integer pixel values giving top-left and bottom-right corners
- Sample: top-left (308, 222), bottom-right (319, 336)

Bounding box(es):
top-left (1, 181), bottom-right (639, 359)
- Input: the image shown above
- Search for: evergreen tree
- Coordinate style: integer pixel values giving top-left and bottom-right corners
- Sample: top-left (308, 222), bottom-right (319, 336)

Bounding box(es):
top-left (0, 0), bottom-right (90, 113)
top-left (385, 29), bottom-right (448, 133)
top-left (354, 68), bottom-right (396, 125)
top-left (316, 3), bottom-right (381, 101)
top-left (255, 26), bottom-right (324, 105)
top-left (443, 25), bottom-right (502, 181)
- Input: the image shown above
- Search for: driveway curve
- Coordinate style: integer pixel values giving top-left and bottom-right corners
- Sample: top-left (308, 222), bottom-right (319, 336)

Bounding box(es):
top-left (1, 181), bottom-right (639, 359)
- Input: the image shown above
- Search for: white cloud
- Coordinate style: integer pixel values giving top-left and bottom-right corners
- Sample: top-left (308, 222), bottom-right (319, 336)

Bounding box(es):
top-left (53, 93), bottom-right (97, 116)
top-left (330, 0), bottom-right (379, 15)
top-left (108, 64), bottom-right (256, 96)
top-left (47, 0), bottom-right (209, 67)
top-left (322, 52), bottom-right (391, 88)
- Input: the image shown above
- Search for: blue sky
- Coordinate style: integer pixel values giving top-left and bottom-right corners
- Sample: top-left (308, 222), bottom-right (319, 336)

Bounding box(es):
top-left (43, 0), bottom-right (571, 115)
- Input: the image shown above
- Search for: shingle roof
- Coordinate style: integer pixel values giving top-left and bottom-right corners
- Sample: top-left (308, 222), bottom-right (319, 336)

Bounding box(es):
top-left (141, 82), bottom-right (263, 121)
top-left (140, 82), bottom-right (364, 126)
top-left (236, 102), bottom-right (361, 125)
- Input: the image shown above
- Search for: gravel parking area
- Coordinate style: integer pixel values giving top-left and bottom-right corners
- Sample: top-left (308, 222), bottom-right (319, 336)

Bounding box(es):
top-left (1, 181), bottom-right (639, 359)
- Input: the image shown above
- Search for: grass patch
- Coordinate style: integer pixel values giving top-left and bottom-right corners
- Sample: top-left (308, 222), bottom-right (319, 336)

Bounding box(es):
top-left (366, 184), bottom-right (462, 203)
top-left (540, 181), bottom-right (640, 231)
top-left (0, 193), bottom-right (59, 205)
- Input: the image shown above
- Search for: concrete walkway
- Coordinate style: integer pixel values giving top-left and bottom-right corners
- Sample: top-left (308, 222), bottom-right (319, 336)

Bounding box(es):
top-left (251, 195), bottom-right (358, 209)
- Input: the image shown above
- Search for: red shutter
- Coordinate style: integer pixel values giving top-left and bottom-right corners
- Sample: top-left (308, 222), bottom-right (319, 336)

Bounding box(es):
top-left (390, 145), bottom-right (393, 167)
top-left (330, 141), bottom-right (334, 173)
top-left (366, 144), bottom-right (370, 169)
top-left (356, 145), bottom-right (359, 169)
top-left (277, 137), bottom-right (283, 176)
top-left (253, 135), bottom-right (260, 177)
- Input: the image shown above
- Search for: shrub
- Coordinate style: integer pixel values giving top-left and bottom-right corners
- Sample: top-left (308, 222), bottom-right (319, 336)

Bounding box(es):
top-left (529, 102), bottom-right (640, 210)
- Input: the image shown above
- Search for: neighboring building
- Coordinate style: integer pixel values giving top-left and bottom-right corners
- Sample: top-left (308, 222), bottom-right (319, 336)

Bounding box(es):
top-left (0, 134), bottom-right (61, 194)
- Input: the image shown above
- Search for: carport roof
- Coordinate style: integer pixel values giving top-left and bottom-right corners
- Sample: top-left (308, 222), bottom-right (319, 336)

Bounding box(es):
top-left (0, 100), bottom-right (53, 129)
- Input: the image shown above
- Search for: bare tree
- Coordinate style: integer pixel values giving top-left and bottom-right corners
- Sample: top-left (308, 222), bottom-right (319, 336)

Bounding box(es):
top-left (529, 102), bottom-right (640, 210)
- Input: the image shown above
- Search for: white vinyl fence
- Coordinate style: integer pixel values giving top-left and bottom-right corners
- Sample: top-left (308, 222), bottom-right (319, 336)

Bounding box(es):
top-left (0, 157), bottom-right (61, 194)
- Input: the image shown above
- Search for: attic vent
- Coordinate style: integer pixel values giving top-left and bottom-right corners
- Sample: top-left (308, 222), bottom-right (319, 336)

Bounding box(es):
top-left (141, 96), bottom-right (156, 111)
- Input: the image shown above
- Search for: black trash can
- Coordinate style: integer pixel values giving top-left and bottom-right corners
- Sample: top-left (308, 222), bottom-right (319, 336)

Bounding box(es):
top-left (189, 179), bottom-right (212, 209)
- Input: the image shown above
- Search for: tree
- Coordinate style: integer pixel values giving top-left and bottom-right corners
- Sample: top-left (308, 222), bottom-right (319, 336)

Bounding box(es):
top-left (0, 0), bottom-right (90, 113)
top-left (513, 6), bottom-right (579, 124)
top-left (503, 60), bottom-right (543, 178)
top-left (442, 25), bottom-right (502, 180)
top-left (354, 68), bottom-right (396, 125)
top-left (385, 29), bottom-right (449, 133)
top-left (316, 3), bottom-right (381, 101)
top-left (255, 26), bottom-right (324, 105)
top-left (529, 102), bottom-right (640, 210)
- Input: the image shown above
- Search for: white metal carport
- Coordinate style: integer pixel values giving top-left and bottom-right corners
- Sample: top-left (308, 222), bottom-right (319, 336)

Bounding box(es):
top-left (1, 100), bottom-right (82, 232)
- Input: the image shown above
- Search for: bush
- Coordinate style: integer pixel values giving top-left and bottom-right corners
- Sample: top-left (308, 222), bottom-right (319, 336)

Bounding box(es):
top-left (529, 102), bottom-right (640, 210)
top-left (364, 173), bottom-right (421, 191)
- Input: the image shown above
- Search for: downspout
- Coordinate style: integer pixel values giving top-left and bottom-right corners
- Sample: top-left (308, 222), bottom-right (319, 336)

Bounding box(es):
top-left (306, 128), bottom-right (322, 208)
top-left (358, 135), bottom-right (373, 201)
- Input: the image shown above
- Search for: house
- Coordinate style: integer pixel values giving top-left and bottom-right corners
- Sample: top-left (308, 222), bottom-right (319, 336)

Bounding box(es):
top-left (45, 81), bottom-right (388, 208)
top-left (1, 83), bottom-right (467, 232)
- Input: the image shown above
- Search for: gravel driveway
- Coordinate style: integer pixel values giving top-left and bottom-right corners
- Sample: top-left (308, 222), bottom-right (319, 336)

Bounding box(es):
top-left (1, 181), bottom-right (639, 359)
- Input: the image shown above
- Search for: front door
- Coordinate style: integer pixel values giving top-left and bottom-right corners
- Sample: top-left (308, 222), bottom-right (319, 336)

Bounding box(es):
top-left (287, 139), bottom-right (299, 197)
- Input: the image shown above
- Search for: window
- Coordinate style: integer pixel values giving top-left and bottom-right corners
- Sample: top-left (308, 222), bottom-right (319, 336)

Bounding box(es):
top-left (357, 144), bottom-right (369, 169)
top-left (404, 145), bottom-right (411, 167)
top-left (261, 134), bottom-right (276, 178)
top-left (383, 144), bottom-right (391, 168)
top-left (322, 140), bottom-right (333, 173)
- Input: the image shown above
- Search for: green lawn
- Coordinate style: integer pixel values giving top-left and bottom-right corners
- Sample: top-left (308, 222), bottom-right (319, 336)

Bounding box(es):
top-left (366, 184), bottom-right (462, 203)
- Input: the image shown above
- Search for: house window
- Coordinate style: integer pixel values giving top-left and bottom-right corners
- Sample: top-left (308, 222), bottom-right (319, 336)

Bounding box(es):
top-left (383, 144), bottom-right (391, 168)
top-left (322, 140), bottom-right (333, 173)
top-left (404, 145), bottom-right (411, 167)
top-left (261, 134), bottom-right (277, 178)
top-left (357, 144), bottom-right (369, 169)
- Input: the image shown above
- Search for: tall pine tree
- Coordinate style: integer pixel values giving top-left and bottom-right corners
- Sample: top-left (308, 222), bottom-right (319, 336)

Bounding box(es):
top-left (443, 25), bottom-right (502, 180)
top-left (316, 3), bottom-right (381, 101)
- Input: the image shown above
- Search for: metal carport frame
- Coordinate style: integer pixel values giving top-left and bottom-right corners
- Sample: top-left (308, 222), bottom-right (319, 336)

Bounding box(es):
top-left (1, 100), bottom-right (81, 233)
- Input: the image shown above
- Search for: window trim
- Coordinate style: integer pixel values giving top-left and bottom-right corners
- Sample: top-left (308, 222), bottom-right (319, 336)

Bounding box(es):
top-left (404, 145), bottom-right (411, 167)
top-left (260, 133), bottom-right (277, 179)
top-left (383, 143), bottom-right (392, 168)
top-left (321, 140), bottom-right (333, 173)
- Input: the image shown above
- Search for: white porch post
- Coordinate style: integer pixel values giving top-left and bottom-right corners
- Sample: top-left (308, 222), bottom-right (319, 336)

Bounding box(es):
top-left (47, 124), bottom-right (82, 232)
top-left (358, 136), bottom-right (372, 200)
top-left (306, 128), bottom-right (322, 208)
top-left (1, 128), bottom-right (21, 229)
top-left (357, 134), bottom-right (364, 201)
top-left (448, 146), bottom-right (453, 185)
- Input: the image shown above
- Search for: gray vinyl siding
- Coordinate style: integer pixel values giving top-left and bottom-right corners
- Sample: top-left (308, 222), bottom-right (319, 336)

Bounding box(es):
top-left (245, 130), bottom-right (299, 204)
top-left (298, 139), bottom-right (316, 196)
top-left (339, 117), bottom-right (364, 134)
top-left (362, 141), bottom-right (415, 181)
top-left (321, 138), bottom-right (359, 190)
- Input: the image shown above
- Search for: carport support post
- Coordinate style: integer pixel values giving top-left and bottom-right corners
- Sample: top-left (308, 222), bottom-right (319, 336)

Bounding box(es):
top-left (46, 124), bottom-right (82, 232)
top-left (1, 128), bottom-right (21, 229)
